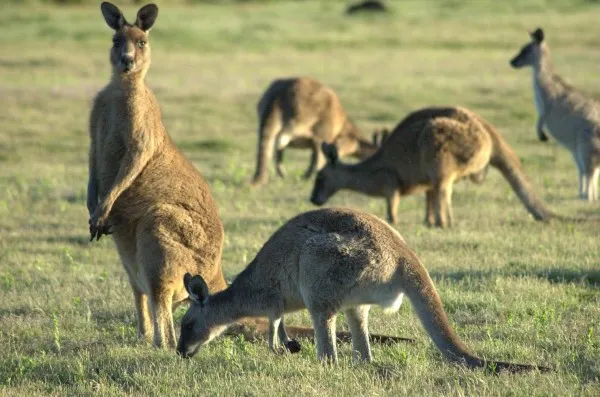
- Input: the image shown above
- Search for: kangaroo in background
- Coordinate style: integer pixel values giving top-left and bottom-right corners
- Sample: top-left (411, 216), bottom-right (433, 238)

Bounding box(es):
top-left (310, 106), bottom-right (553, 227)
top-left (251, 77), bottom-right (381, 185)
top-left (510, 28), bottom-right (600, 201)
top-left (177, 208), bottom-right (550, 373)
top-left (88, 2), bottom-right (407, 350)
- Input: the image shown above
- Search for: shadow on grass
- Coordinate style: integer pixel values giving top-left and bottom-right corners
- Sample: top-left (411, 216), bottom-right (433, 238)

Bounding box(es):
top-left (431, 268), bottom-right (600, 287)
top-left (177, 139), bottom-right (236, 153)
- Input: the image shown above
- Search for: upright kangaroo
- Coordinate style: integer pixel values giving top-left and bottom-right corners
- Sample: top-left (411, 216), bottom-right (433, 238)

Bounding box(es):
top-left (310, 106), bottom-right (553, 227)
top-left (88, 2), bottom-right (406, 350)
top-left (510, 28), bottom-right (600, 201)
top-left (177, 208), bottom-right (549, 373)
top-left (87, 2), bottom-right (230, 348)
top-left (251, 77), bottom-right (380, 185)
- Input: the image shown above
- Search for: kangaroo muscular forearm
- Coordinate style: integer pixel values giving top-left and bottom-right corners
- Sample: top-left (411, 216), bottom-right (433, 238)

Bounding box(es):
top-left (87, 174), bottom-right (98, 216)
top-left (87, 147), bottom-right (98, 215)
top-left (98, 147), bottom-right (153, 216)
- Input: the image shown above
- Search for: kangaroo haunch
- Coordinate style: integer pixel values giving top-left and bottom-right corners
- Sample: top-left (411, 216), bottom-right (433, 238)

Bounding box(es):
top-left (177, 208), bottom-right (550, 373)
top-left (510, 28), bottom-right (600, 202)
top-left (310, 106), bottom-right (555, 227)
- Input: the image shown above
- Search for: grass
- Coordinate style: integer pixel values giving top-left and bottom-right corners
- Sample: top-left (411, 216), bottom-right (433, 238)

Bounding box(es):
top-left (1, 0), bottom-right (599, 395)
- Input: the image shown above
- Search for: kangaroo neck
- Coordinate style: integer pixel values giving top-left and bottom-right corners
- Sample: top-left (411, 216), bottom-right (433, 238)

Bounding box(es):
top-left (531, 50), bottom-right (556, 114)
top-left (337, 161), bottom-right (390, 195)
top-left (205, 285), bottom-right (248, 327)
top-left (207, 264), bottom-right (272, 326)
top-left (111, 69), bottom-right (149, 99)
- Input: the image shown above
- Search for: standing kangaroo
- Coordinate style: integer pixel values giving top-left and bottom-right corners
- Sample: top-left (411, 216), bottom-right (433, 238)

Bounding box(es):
top-left (510, 28), bottom-right (600, 201)
top-left (177, 208), bottom-right (549, 373)
top-left (251, 77), bottom-right (380, 185)
top-left (88, 2), bottom-right (407, 350)
top-left (310, 106), bottom-right (554, 227)
top-left (87, 2), bottom-right (231, 348)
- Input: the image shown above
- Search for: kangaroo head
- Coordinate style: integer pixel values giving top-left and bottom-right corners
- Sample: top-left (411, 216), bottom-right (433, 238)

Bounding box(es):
top-left (100, 2), bottom-right (158, 76)
top-left (510, 28), bottom-right (545, 68)
top-left (310, 143), bottom-right (342, 206)
top-left (177, 273), bottom-right (227, 358)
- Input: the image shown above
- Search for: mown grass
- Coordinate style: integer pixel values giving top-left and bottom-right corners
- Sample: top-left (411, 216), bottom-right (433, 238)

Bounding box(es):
top-left (1, 1), bottom-right (599, 395)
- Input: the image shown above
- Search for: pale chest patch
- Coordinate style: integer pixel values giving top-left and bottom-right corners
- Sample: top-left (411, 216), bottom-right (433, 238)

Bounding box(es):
top-left (532, 73), bottom-right (545, 115)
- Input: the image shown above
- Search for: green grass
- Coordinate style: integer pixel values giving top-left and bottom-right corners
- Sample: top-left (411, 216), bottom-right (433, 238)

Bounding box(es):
top-left (1, 1), bottom-right (599, 395)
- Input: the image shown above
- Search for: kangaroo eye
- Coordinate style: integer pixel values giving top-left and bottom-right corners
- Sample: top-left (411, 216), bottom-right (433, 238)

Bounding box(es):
top-left (185, 322), bottom-right (194, 330)
top-left (137, 40), bottom-right (146, 48)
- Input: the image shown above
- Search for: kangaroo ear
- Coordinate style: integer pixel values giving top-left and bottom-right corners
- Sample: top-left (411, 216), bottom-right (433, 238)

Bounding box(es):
top-left (531, 27), bottom-right (544, 43)
top-left (372, 130), bottom-right (380, 146)
top-left (101, 2), bottom-right (126, 31)
top-left (381, 128), bottom-right (390, 142)
top-left (321, 142), bottom-right (339, 164)
top-left (136, 3), bottom-right (159, 32)
top-left (184, 273), bottom-right (209, 305)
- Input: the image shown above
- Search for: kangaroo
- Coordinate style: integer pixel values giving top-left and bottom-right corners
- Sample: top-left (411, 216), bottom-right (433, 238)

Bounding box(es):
top-left (346, 1), bottom-right (388, 15)
top-left (309, 106), bottom-right (554, 227)
top-left (251, 77), bottom-right (380, 185)
top-left (87, 2), bottom-right (231, 349)
top-left (88, 2), bottom-right (408, 350)
top-left (510, 28), bottom-right (600, 201)
top-left (177, 208), bottom-right (550, 373)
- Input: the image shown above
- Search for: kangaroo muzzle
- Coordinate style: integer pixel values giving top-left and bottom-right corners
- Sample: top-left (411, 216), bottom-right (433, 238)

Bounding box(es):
top-left (121, 55), bottom-right (135, 72)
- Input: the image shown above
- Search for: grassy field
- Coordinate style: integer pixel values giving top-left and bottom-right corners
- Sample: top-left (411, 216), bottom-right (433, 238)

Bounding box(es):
top-left (1, 0), bottom-right (599, 395)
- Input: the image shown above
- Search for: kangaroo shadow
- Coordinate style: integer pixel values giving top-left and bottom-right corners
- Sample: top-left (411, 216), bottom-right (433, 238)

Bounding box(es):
top-left (430, 268), bottom-right (600, 287)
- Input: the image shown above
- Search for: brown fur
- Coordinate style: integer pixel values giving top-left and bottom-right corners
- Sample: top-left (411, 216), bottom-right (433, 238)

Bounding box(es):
top-left (178, 208), bottom-right (549, 373)
top-left (510, 28), bottom-right (600, 201)
top-left (251, 77), bottom-right (380, 185)
top-left (88, 2), bottom-right (229, 349)
top-left (89, 3), bottom-right (408, 349)
top-left (310, 106), bottom-right (553, 227)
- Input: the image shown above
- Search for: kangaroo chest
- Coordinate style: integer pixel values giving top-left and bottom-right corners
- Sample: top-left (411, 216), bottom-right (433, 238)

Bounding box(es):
top-left (532, 74), bottom-right (545, 116)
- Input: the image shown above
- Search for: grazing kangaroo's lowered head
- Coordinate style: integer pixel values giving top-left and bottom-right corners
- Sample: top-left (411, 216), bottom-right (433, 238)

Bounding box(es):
top-left (177, 274), bottom-right (230, 357)
top-left (101, 2), bottom-right (158, 77)
top-left (310, 143), bottom-right (344, 206)
top-left (510, 28), bottom-right (546, 68)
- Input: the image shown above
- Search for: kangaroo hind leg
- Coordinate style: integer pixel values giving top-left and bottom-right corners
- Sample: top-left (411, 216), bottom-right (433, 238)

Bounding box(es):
top-left (344, 305), bottom-right (372, 363)
top-left (432, 176), bottom-right (456, 228)
top-left (309, 311), bottom-right (338, 363)
top-left (587, 166), bottom-right (599, 201)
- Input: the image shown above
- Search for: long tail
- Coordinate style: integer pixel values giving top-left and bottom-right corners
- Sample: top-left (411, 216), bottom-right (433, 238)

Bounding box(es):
top-left (251, 94), bottom-right (280, 186)
top-left (224, 318), bottom-right (415, 346)
top-left (403, 255), bottom-right (551, 373)
top-left (483, 121), bottom-right (553, 222)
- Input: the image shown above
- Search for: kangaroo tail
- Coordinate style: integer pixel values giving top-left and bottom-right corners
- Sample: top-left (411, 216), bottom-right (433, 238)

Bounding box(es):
top-left (481, 121), bottom-right (553, 222)
top-left (251, 94), bottom-right (280, 186)
top-left (226, 318), bottom-right (415, 346)
top-left (403, 253), bottom-right (550, 373)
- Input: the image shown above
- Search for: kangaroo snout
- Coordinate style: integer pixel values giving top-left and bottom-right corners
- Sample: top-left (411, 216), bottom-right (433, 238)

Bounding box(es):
top-left (121, 56), bottom-right (135, 72)
top-left (176, 342), bottom-right (194, 359)
top-left (310, 194), bottom-right (325, 206)
top-left (509, 57), bottom-right (520, 68)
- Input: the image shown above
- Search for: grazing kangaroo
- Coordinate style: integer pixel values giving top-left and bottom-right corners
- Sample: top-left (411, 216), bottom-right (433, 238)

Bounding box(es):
top-left (177, 208), bottom-right (550, 373)
top-left (251, 77), bottom-right (380, 185)
top-left (510, 28), bottom-right (600, 201)
top-left (310, 106), bottom-right (554, 227)
top-left (88, 2), bottom-right (407, 350)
